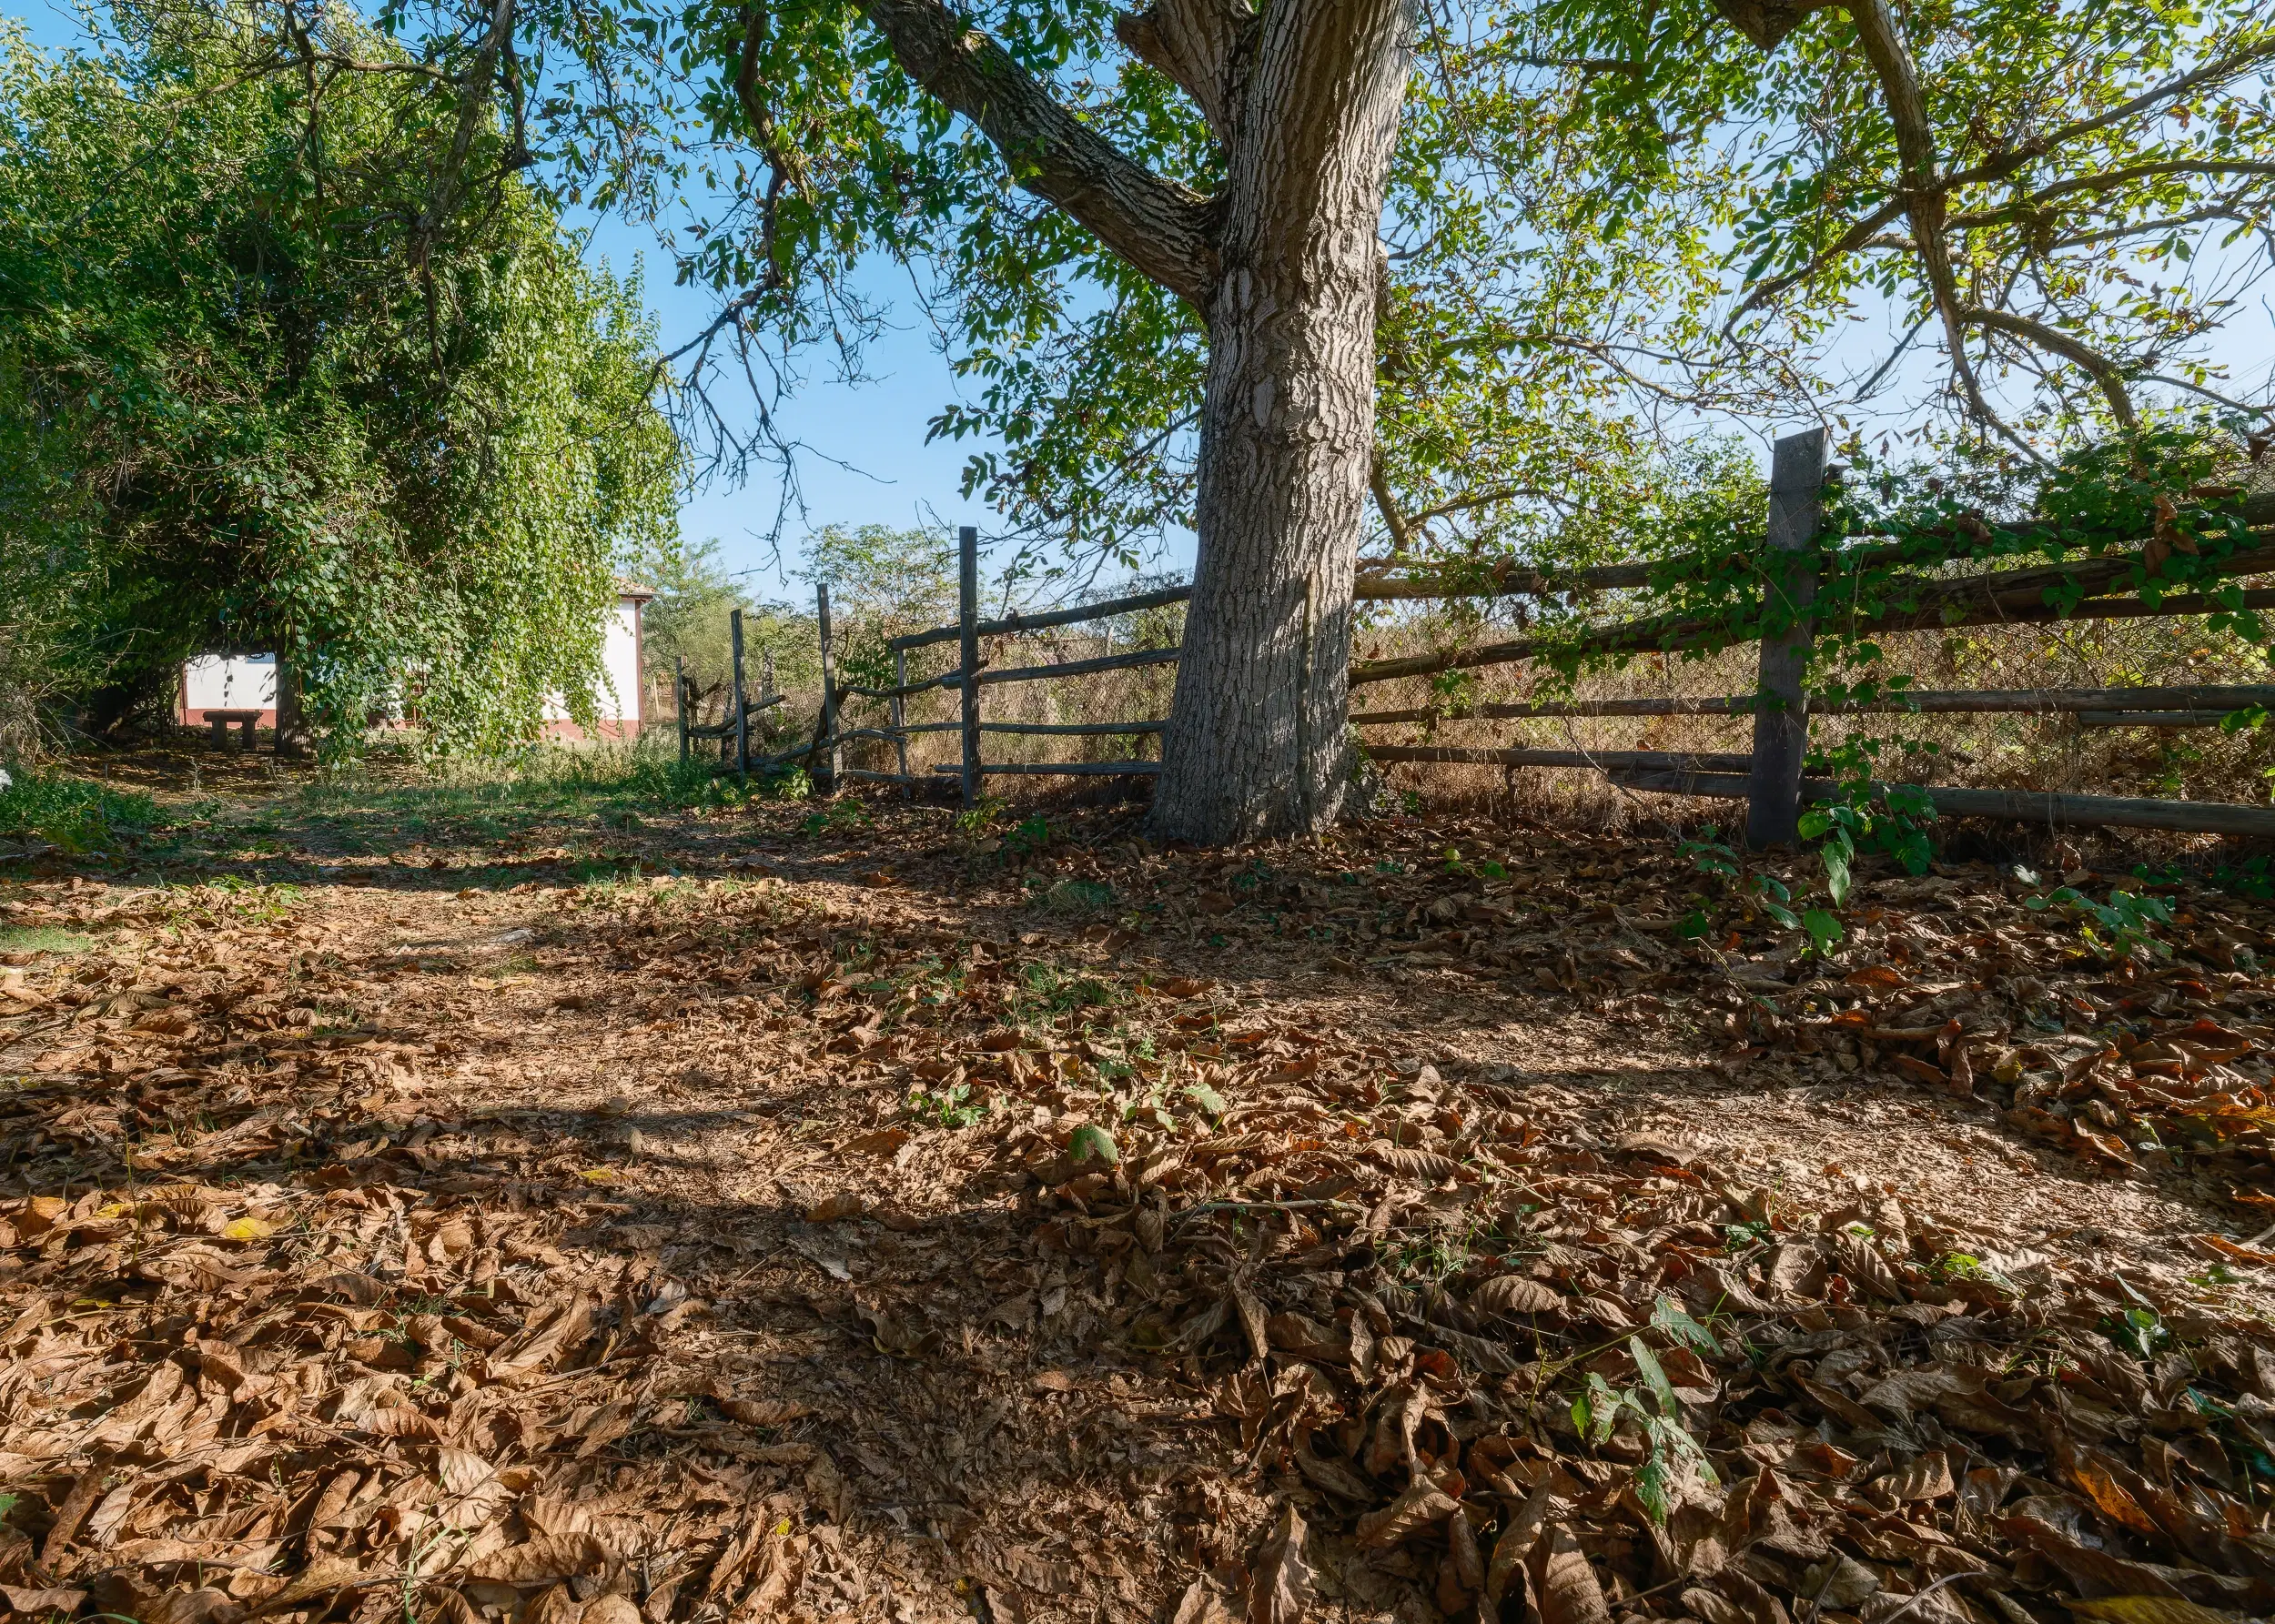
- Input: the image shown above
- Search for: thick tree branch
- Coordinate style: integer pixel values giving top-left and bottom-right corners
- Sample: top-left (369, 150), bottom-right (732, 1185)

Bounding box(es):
top-left (1369, 461), bottom-right (1415, 554)
top-left (1728, 198), bottom-right (1909, 323)
top-left (1977, 158), bottom-right (2275, 216)
top-left (411, 0), bottom-right (519, 267)
top-left (1113, 0), bottom-right (1253, 147)
top-left (1229, 0), bottom-right (1410, 263)
top-left (1726, 37), bottom-right (2275, 324)
top-left (854, 0), bottom-right (1217, 305)
top-left (1407, 484), bottom-right (1573, 524)
top-left (1964, 307), bottom-right (2138, 426)
top-left (410, 0), bottom-right (516, 266)
top-left (1845, 0), bottom-right (2032, 439)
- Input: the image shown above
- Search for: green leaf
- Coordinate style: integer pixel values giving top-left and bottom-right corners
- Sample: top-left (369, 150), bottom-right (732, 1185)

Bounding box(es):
top-left (1633, 1451), bottom-right (1673, 1524)
top-left (1182, 1083), bottom-right (1227, 1117)
top-left (1630, 1335), bottom-right (1678, 1418)
top-left (1577, 1372), bottom-right (1620, 1445)
top-left (1821, 847), bottom-right (1853, 906)
top-left (1067, 1125), bottom-right (1119, 1167)
top-left (1652, 1294), bottom-right (1720, 1356)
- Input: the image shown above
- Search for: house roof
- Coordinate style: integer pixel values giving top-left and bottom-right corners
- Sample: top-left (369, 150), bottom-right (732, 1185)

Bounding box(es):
top-left (614, 578), bottom-right (658, 603)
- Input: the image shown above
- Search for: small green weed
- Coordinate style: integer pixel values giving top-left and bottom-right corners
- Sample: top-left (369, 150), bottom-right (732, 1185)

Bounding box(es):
top-left (1798, 737), bottom-right (1939, 893)
top-left (955, 796), bottom-right (1007, 836)
top-left (2025, 885), bottom-right (2174, 961)
top-left (1015, 962), bottom-right (1118, 1019)
top-left (1724, 1218), bottom-right (1773, 1250)
top-left (1675, 827), bottom-right (1841, 953)
top-left (1040, 878), bottom-right (1114, 914)
top-left (2101, 1304), bottom-right (2171, 1359)
top-left (1572, 1328), bottom-right (1720, 1524)
top-left (907, 1082), bottom-right (988, 1129)
top-left (799, 798), bottom-right (870, 839)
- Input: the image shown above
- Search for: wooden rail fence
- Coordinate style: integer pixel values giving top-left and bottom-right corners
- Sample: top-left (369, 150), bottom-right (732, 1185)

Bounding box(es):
top-left (674, 455), bottom-right (2275, 842)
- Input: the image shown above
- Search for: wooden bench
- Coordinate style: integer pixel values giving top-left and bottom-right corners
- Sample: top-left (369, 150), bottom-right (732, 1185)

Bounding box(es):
top-left (204, 709), bottom-right (263, 750)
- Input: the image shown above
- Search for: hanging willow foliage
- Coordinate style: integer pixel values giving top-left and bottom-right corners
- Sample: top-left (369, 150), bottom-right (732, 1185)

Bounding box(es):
top-left (0, 13), bottom-right (683, 756)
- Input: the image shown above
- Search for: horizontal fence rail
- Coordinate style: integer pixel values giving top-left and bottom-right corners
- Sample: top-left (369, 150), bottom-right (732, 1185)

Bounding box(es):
top-left (1367, 747), bottom-right (1758, 773)
top-left (1608, 772), bottom-right (2275, 841)
top-left (1346, 489), bottom-right (2275, 602)
top-left (978, 645), bottom-right (1180, 686)
top-left (981, 720), bottom-right (1166, 736)
top-left (1350, 550), bottom-right (2275, 687)
top-left (933, 760), bottom-right (1162, 777)
top-left (887, 583), bottom-right (1193, 651)
top-left (1351, 683), bottom-right (2275, 725)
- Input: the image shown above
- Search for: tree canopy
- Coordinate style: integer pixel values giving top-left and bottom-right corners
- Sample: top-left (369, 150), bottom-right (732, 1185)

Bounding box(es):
top-left (511, 0), bottom-right (2273, 563)
top-left (0, 12), bottom-right (682, 756)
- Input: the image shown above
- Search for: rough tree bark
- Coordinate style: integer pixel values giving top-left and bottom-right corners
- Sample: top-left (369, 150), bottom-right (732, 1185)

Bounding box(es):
top-left (854, 0), bottom-right (1412, 843)
top-left (1153, 0), bottom-right (1409, 842)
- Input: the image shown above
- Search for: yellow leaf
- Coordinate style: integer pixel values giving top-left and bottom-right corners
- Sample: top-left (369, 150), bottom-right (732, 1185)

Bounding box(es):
top-left (220, 1215), bottom-right (276, 1242)
top-left (576, 1167), bottom-right (622, 1184)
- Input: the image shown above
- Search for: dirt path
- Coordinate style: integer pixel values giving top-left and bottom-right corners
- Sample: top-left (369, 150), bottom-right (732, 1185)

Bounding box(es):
top-left (3, 766), bottom-right (2272, 1624)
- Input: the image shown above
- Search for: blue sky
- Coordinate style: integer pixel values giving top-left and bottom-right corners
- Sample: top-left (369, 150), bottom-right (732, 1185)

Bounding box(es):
top-left (575, 214), bottom-right (1060, 602)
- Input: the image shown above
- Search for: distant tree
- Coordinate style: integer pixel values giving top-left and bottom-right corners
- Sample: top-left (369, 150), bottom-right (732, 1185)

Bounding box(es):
top-left (634, 536), bottom-right (819, 734)
top-left (794, 525), bottom-right (961, 691)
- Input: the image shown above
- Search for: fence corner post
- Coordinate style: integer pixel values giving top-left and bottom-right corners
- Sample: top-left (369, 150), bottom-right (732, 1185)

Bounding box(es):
top-left (891, 646), bottom-right (911, 792)
top-left (675, 656), bottom-right (688, 766)
top-left (817, 584), bottom-right (840, 792)
top-left (730, 608), bottom-right (750, 782)
top-left (1744, 427), bottom-right (1831, 849)
top-left (958, 524), bottom-right (981, 810)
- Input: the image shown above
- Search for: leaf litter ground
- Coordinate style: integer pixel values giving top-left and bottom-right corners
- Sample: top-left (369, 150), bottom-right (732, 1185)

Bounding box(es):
top-left (3, 762), bottom-right (2273, 1624)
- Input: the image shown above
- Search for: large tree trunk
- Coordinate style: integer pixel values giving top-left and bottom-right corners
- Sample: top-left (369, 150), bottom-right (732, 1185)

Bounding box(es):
top-left (853, 0), bottom-right (1411, 842)
top-left (1147, 0), bottom-right (1409, 845)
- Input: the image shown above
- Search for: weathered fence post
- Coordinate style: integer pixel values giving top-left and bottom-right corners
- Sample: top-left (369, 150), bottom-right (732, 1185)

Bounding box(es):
top-left (1744, 428), bottom-right (1831, 849)
top-left (891, 647), bottom-right (911, 787)
top-left (762, 646), bottom-right (775, 705)
top-left (675, 656), bottom-right (689, 766)
top-left (959, 525), bottom-right (982, 809)
top-left (817, 584), bottom-right (840, 792)
top-left (730, 608), bottom-right (750, 782)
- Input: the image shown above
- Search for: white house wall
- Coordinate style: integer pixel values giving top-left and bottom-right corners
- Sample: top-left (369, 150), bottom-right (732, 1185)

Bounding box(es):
top-left (181, 654), bottom-right (277, 721)
top-left (541, 596), bottom-right (646, 737)
top-left (180, 596), bottom-right (643, 741)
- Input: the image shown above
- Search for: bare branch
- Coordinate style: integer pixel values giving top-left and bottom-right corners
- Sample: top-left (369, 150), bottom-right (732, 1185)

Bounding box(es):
top-left (410, 0), bottom-right (516, 267)
top-left (1846, 0), bottom-right (2019, 434)
top-left (1407, 484), bottom-right (1573, 524)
